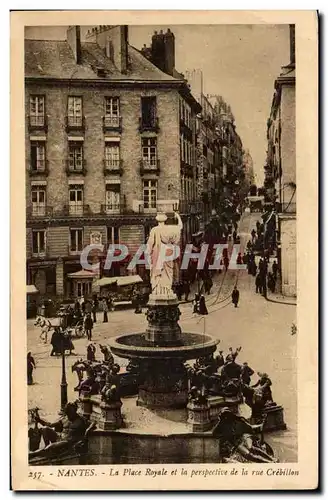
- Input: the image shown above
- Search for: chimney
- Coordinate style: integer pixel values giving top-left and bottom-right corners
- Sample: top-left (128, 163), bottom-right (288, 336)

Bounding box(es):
top-left (289, 24), bottom-right (295, 66)
top-left (67, 26), bottom-right (82, 64)
top-left (86, 25), bottom-right (129, 74)
top-left (151, 30), bottom-right (166, 73)
top-left (163, 28), bottom-right (175, 76)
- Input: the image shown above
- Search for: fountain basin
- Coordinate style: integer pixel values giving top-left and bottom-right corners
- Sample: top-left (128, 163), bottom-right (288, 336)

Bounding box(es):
top-left (108, 332), bottom-right (219, 361)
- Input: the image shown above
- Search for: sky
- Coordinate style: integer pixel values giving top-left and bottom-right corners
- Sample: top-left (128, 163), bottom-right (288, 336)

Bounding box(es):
top-left (25, 24), bottom-right (290, 185)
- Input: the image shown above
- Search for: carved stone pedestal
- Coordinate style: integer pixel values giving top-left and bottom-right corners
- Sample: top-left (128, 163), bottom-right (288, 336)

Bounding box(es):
top-left (98, 401), bottom-right (123, 431)
top-left (251, 403), bottom-right (287, 432)
top-left (145, 301), bottom-right (182, 345)
top-left (187, 400), bottom-right (212, 432)
top-left (137, 359), bottom-right (188, 408)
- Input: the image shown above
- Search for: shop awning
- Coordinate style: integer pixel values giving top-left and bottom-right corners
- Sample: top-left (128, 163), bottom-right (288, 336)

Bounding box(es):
top-left (26, 284), bottom-right (39, 294)
top-left (94, 275), bottom-right (143, 288)
top-left (67, 270), bottom-right (97, 279)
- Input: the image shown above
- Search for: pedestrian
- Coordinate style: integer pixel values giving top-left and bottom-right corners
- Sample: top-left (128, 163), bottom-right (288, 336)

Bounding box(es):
top-left (198, 295), bottom-right (208, 315)
top-left (240, 362), bottom-right (254, 385)
top-left (251, 229), bottom-right (256, 242)
top-left (231, 285), bottom-right (240, 308)
top-left (247, 240), bottom-right (252, 252)
top-left (102, 297), bottom-right (109, 323)
top-left (85, 299), bottom-right (92, 315)
top-left (79, 295), bottom-right (85, 315)
top-left (84, 312), bottom-right (93, 341)
top-left (236, 252), bottom-right (243, 265)
top-left (255, 273), bottom-right (262, 294)
top-left (27, 352), bottom-right (36, 385)
top-left (134, 293), bottom-right (142, 314)
top-left (251, 260), bottom-right (257, 277)
top-left (92, 299), bottom-right (97, 323)
top-left (224, 256), bottom-right (229, 272)
top-left (193, 293), bottom-right (200, 314)
top-left (272, 259), bottom-right (278, 279)
top-left (74, 298), bottom-right (81, 316)
top-left (87, 343), bottom-right (96, 362)
top-left (233, 230), bottom-right (237, 243)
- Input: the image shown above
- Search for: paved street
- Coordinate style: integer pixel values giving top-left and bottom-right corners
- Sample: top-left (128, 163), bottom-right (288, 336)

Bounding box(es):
top-left (27, 213), bottom-right (297, 462)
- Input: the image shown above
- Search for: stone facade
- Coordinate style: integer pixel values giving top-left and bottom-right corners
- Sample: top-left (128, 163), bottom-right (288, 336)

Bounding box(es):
top-left (25, 26), bottom-right (201, 298)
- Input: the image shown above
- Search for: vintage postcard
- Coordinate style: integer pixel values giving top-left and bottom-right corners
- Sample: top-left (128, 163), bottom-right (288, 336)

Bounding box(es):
top-left (11, 10), bottom-right (318, 490)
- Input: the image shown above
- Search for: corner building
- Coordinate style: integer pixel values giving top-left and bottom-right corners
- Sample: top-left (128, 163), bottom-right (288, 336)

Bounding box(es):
top-left (25, 25), bottom-right (201, 298)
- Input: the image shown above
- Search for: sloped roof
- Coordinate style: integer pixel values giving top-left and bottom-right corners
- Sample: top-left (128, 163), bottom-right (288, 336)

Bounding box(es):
top-left (67, 269), bottom-right (97, 279)
top-left (25, 39), bottom-right (183, 83)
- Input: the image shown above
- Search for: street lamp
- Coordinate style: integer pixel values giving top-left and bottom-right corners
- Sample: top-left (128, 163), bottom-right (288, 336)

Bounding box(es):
top-left (59, 314), bottom-right (69, 409)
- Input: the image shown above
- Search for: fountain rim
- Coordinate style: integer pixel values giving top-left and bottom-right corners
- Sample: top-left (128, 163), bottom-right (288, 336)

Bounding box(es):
top-left (108, 332), bottom-right (219, 360)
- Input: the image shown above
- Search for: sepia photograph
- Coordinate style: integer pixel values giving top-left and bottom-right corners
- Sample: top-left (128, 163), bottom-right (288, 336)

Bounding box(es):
top-left (11, 10), bottom-right (318, 491)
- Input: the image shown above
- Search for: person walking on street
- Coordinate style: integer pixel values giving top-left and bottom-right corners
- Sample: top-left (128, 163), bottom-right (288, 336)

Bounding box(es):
top-left (198, 295), bottom-right (208, 315)
top-left (272, 260), bottom-right (278, 279)
top-left (255, 273), bottom-right (262, 294)
top-left (27, 352), bottom-right (36, 385)
top-left (85, 299), bottom-right (92, 315)
top-left (193, 293), bottom-right (200, 314)
top-left (232, 286), bottom-right (240, 308)
top-left (102, 298), bottom-right (109, 323)
top-left (84, 313), bottom-right (93, 341)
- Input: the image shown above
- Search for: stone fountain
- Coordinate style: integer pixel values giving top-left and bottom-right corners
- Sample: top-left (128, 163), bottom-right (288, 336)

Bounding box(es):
top-left (108, 212), bottom-right (218, 409)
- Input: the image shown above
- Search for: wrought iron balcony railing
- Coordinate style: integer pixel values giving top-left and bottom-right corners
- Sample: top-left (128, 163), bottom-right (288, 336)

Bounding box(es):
top-left (101, 203), bottom-right (126, 215)
top-left (28, 160), bottom-right (49, 176)
top-left (65, 115), bottom-right (85, 131)
top-left (65, 159), bottom-right (87, 176)
top-left (138, 117), bottom-right (159, 133)
top-left (103, 159), bottom-right (123, 175)
top-left (139, 158), bottom-right (160, 175)
top-left (27, 206), bottom-right (53, 218)
top-left (63, 204), bottom-right (91, 217)
top-left (103, 115), bottom-right (122, 132)
top-left (28, 114), bottom-right (48, 132)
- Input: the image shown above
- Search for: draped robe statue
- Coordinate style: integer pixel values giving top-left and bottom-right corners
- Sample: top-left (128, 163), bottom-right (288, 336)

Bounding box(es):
top-left (147, 212), bottom-right (183, 299)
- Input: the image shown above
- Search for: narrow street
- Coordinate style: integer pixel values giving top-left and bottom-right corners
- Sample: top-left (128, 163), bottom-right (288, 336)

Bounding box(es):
top-left (27, 212), bottom-right (297, 462)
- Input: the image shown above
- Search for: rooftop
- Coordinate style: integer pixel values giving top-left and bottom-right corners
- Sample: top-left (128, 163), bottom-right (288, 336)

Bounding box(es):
top-left (25, 39), bottom-right (183, 83)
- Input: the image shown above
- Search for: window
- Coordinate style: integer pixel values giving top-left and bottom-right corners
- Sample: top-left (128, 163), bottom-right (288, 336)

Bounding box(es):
top-left (142, 138), bottom-right (157, 167)
top-left (143, 180), bottom-right (157, 209)
top-left (104, 97), bottom-right (120, 127)
top-left (70, 229), bottom-right (83, 253)
top-left (29, 96), bottom-right (45, 127)
top-left (141, 96), bottom-right (157, 128)
top-left (67, 96), bottom-right (82, 127)
top-left (30, 142), bottom-right (46, 172)
top-left (105, 184), bottom-right (121, 213)
top-left (105, 142), bottom-right (120, 168)
top-left (31, 188), bottom-right (46, 216)
top-left (68, 143), bottom-right (83, 171)
top-left (32, 230), bottom-right (46, 256)
top-left (107, 226), bottom-right (120, 245)
top-left (69, 187), bottom-right (83, 215)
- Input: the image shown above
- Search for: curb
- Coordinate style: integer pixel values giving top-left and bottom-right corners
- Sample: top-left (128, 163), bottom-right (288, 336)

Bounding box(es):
top-left (265, 295), bottom-right (297, 306)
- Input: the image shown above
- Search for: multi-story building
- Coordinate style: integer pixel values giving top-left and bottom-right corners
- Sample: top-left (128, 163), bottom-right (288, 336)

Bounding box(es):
top-left (265, 25), bottom-right (296, 297)
top-left (25, 25), bottom-right (201, 298)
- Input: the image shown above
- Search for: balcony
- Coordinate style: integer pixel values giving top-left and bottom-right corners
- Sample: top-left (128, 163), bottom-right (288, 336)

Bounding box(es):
top-left (31, 249), bottom-right (48, 259)
top-left (27, 205), bottom-right (53, 218)
top-left (101, 203), bottom-right (125, 215)
top-left (28, 160), bottom-right (49, 176)
top-left (103, 115), bottom-right (122, 132)
top-left (138, 117), bottom-right (159, 133)
top-left (63, 204), bottom-right (91, 217)
top-left (139, 158), bottom-right (160, 176)
top-left (28, 114), bottom-right (48, 132)
top-left (103, 159), bottom-right (123, 176)
top-left (65, 160), bottom-right (87, 176)
top-left (65, 115), bottom-right (85, 132)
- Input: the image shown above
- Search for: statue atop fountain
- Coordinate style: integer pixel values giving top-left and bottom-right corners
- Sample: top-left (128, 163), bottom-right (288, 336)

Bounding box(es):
top-left (147, 211), bottom-right (182, 302)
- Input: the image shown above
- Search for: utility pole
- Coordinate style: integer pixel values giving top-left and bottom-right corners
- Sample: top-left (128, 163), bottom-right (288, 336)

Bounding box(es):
top-left (60, 328), bottom-right (68, 409)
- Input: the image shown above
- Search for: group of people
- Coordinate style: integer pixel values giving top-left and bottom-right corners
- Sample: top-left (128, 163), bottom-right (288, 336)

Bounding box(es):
top-left (246, 221), bottom-right (279, 298)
